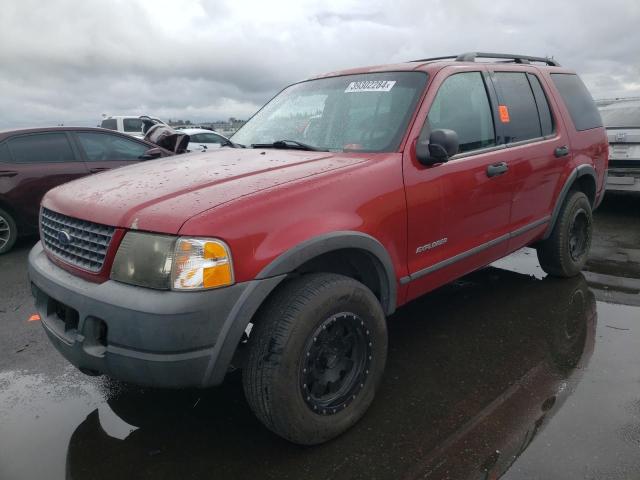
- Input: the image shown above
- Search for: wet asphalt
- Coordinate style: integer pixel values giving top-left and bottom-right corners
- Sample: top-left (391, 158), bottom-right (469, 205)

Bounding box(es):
top-left (0, 193), bottom-right (639, 480)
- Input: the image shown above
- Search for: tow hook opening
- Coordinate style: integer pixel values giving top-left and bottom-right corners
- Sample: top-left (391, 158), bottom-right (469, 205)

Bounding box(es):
top-left (83, 317), bottom-right (109, 357)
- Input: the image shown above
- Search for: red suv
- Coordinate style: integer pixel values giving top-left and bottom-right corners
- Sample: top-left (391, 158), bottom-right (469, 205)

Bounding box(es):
top-left (0, 127), bottom-right (169, 253)
top-left (28, 52), bottom-right (608, 445)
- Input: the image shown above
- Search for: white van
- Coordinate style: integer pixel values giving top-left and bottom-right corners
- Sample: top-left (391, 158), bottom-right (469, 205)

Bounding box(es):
top-left (100, 116), bottom-right (165, 139)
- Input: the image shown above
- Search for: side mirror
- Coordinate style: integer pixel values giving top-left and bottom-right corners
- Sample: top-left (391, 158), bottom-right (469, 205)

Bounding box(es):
top-left (139, 147), bottom-right (163, 160)
top-left (416, 129), bottom-right (459, 166)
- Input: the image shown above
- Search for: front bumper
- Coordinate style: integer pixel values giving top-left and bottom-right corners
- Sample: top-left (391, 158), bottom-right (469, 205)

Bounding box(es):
top-left (28, 242), bottom-right (281, 388)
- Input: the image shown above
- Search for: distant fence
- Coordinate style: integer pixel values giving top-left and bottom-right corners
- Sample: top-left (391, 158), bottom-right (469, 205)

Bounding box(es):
top-left (595, 96), bottom-right (640, 107)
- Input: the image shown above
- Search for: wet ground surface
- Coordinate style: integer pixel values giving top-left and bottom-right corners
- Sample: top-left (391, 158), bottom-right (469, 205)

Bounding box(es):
top-left (1, 193), bottom-right (639, 480)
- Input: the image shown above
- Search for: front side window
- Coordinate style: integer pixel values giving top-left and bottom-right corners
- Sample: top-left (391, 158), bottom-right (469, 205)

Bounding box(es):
top-left (232, 72), bottom-right (427, 152)
top-left (76, 132), bottom-right (148, 161)
top-left (8, 133), bottom-right (75, 163)
top-left (123, 118), bottom-right (144, 133)
top-left (493, 72), bottom-right (542, 143)
top-left (427, 72), bottom-right (496, 153)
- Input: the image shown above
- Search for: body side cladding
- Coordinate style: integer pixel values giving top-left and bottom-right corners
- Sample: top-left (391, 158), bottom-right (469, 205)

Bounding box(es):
top-left (543, 164), bottom-right (597, 240)
top-left (256, 231), bottom-right (398, 316)
top-left (400, 216), bottom-right (550, 284)
top-left (203, 274), bottom-right (287, 386)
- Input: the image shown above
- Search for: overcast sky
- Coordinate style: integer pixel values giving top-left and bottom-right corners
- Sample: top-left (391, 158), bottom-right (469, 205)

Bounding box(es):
top-left (1, 0), bottom-right (639, 128)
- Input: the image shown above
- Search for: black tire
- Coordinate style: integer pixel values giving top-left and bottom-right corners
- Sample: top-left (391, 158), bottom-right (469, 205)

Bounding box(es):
top-left (537, 190), bottom-right (592, 277)
top-left (242, 273), bottom-right (387, 445)
top-left (0, 207), bottom-right (17, 255)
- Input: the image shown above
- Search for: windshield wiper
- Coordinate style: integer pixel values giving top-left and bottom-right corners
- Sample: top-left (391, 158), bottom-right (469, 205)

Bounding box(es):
top-left (251, 140), bottom-right (327, 151)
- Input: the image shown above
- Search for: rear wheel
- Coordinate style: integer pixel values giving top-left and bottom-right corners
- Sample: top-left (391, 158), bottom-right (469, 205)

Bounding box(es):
top-left (0, 208), bottom-right (17, 254)
top-left (537, 190), bottom-right (592, 277)
top-left (243, 273), bottom-right (387, 445)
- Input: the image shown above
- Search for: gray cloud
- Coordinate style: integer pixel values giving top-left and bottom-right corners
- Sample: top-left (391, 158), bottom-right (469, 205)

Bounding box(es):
top-left (0, 0), bottom-right (638, 128)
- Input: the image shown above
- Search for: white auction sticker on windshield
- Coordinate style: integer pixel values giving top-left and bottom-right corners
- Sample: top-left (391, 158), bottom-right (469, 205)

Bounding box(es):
top-left (345, 80), bottom-right (396, 93)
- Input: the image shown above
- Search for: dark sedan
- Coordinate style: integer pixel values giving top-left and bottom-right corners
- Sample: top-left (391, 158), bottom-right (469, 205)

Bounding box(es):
top-left (0, 127), bottom-right (171, 253)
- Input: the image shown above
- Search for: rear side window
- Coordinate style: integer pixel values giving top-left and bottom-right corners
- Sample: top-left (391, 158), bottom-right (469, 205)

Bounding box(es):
top-left (8, 133), bottom-right (75, 164)
top-left (427, 72), bottom-right (496, 153)
top-left (123, 118), bottom-right (143, 133)
top-left (527, 74), bottom-right (554, 136)
top-left (551, 74), bottom-right (602, 131)
top-left (493, 72), bottom-right (541, 142)
top-left (76, 132), bottom-right (149, 161)
top-left (101, 119), bottom-right (117, 130)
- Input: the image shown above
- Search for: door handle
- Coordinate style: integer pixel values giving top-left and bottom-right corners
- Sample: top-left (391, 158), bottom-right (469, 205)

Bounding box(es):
top-left (0, 170), bottom-right (18, 178)
top-left (89, 167), bottom-right (110, 173)
top-left (487, 162), bottom-right (508, 178)
top-left (554, 145), bottom-right (570, 158)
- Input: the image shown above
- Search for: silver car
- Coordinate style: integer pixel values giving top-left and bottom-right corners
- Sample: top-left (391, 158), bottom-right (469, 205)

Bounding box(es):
top-left (599, 99), bottom-right (640, 192)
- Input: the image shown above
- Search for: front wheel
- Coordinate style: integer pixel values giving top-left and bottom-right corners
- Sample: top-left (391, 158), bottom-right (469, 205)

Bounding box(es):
top-left (242, 273), bottom-right (387, 445)
top-left (537, 190), bottom-right (593, 277)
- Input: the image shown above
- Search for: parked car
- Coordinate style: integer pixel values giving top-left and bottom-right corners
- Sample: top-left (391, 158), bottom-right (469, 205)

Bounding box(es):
top-left (100, 116), bottom-right (166, 139)
top-left (0, 127), bottom-right (171, 253)
top-left (180, 128), bottom-right (231, 152)
top-left (599, 99), bottom-right (640, 192)
top-left (28, 52), bottom-right (608, 445)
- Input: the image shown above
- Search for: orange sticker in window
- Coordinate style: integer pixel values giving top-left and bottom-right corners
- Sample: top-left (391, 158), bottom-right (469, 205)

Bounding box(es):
top-left (499, 105), bottom-right (510, 123)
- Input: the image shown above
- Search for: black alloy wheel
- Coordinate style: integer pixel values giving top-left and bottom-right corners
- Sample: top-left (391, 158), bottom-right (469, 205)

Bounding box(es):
top-left (300, 312), bottom-right (372, 415)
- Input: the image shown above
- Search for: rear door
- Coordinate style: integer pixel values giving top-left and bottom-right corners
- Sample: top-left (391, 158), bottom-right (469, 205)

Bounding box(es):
top-left (1, 132), bottom-right (88, 230)
top-left (72, 131), bottom-right (152, 174)
top-left (403, 67), bottom-right (514, 301)
top-left (487, 69), bottom-right (569, 250)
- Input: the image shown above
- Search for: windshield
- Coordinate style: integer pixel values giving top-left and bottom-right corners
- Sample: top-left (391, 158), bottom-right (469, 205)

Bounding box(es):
top-left (599, 103), bottom-right (640, 128)
top-left (232, 72), bottom-right (427, 152)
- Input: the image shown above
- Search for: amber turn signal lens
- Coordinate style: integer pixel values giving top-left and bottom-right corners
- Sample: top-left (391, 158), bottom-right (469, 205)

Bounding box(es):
top-left (171, 238), bottom-right (234, 290)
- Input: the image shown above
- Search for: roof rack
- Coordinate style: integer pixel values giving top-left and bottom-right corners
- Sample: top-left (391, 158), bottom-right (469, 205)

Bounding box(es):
top-left (411, 52), bottom-right (560, 67)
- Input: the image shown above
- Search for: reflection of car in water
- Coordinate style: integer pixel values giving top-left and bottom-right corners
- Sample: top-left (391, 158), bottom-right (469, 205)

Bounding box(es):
top-left (65, 266), bottom-right (596, 480)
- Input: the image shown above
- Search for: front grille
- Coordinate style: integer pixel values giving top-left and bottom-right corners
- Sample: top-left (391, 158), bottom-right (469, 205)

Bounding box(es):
top-left (41, 208), bottom-right (115, 272)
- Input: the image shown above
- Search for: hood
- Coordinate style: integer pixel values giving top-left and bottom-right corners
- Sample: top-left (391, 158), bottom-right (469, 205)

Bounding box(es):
top-left (43, 148), bottom-right (365, 233)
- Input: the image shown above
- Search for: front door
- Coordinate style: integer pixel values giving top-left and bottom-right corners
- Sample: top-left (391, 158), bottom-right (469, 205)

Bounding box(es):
top-left (403, 68), bottom-right (513, 302)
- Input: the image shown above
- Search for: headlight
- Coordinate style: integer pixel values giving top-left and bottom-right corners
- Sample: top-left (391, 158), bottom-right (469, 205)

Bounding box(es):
top-left (110, 232), bottom-right (176, 289)
top-left (171, 238), bottom-right (234, 290)
top-left (110, 233), bottom-right (234, 290)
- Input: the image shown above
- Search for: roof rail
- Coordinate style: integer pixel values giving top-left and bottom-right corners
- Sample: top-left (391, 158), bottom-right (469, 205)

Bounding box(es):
top-left (411, 52), bottom-right (560, 67)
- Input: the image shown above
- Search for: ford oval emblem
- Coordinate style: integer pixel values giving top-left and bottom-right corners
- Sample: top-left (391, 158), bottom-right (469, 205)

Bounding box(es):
top-left (58, 229), bottom-right (72, 246)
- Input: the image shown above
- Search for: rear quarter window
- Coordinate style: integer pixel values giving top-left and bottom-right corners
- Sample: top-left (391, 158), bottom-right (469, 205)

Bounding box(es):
top-left (8, 133), bottom-right (75, 163)
top-left (551, 74), bottom-right (602, 131)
